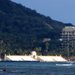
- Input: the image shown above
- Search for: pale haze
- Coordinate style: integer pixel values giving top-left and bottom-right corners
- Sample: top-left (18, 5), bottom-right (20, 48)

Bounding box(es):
top-left (12, 0), bottom-right (75, 24)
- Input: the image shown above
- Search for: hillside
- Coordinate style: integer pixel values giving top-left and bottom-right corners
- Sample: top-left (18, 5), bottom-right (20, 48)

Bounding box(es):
top-left (0, 0), bottom-right (73, 55)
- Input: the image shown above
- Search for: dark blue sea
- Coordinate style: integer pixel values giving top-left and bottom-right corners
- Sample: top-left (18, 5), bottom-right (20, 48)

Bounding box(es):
top-left (0, 61), bottom-right (75, 75)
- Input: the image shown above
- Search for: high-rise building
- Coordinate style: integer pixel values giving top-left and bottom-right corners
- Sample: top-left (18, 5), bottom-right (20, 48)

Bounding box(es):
top-left (61, 26), bottom-right (75, 56)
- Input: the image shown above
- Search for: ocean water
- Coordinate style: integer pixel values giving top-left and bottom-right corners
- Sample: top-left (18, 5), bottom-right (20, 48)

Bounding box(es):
top-left (0, 61), bottom-right (75, 75)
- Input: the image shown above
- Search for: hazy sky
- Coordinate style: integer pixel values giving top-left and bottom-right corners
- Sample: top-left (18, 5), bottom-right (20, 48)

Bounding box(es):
top-left (12, 0), bottom-right (75, 24)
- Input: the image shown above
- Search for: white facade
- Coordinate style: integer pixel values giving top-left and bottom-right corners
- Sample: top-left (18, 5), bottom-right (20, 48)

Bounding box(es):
top-left (5, 55), bottom-right (67, 62)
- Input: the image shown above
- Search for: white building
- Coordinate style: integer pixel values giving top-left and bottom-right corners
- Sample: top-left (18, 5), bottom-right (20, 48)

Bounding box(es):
top-left (61, 26), bottom-right (75, 56)
top-left (5, 51), bottom-right (67, 62)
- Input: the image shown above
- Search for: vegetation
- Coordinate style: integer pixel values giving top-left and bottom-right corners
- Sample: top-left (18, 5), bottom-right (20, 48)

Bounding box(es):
top-left (0, 0), bottom-right (73, 55)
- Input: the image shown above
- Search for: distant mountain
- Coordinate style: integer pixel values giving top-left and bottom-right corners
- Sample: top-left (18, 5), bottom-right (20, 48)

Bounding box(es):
top-left (0, 0), bottom-right (73, 55)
